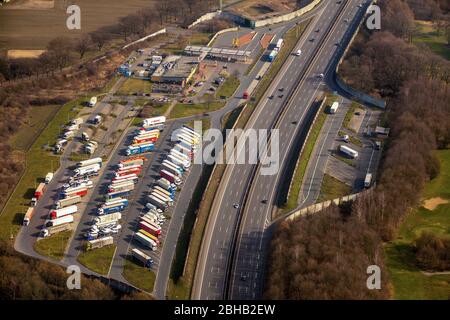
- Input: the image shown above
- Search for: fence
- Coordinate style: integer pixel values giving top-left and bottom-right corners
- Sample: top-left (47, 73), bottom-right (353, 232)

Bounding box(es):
top-left (285, 193), bottom-right (360, 222)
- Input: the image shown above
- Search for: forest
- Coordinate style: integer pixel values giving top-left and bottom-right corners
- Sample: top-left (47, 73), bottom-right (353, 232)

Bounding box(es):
top-left (265, 0), bottom-right (450, 299)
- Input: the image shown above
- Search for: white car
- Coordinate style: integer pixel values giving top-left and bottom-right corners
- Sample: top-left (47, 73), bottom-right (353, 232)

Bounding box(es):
top-left (295, 49), bottom-right (302, 56)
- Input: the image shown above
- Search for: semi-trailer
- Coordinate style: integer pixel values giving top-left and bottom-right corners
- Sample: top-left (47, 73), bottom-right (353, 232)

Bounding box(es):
top-left (167, 154), bottom-right (190, 169)
top-left (56, 195), bottom-right (82, 209)
top-left (143, 116), bottom-right (165, 128)
top-left (112, 173), bottom-right (138, 183)
top-left (45, 214), bottom-right (74, 227)
top-left (103, 198), bottom-right (128, 207)
top-left (115, 167), bottom-right (141, 178)
top-left (41, 223), bottom-right (72, 238)
top-left (134, 232), bottom-right (158, 251)
top-left (74, 164), bottom-right (100, 176)
top-left (170, 148), bottom-right (191, 162)
top-left (120, 155), bottom-right (145, 164)
top-left (45, 172), bottom-right (54, 184)
top-left (339, 145), bottom-right (359, 159)
top-left (87, 236), bottom-right (114, 250)
top-left (106, 190), bottom-right (131, 200)
top-left (173, 143), bottom-right (194, 159)
top-left (98, 203), bottom-right (126, 215)
top-left (177, 133), bottom-right (199, 145)
top-left (138, 229), bottom-right (160, 246)
top-left (94, 212), bottom-right (122, 224)
top-left (131, 248), bottom-right (154, 268)
top-left (161, 162), bottom-right (183, 178)
top-left (77, 157), bottom-right (102, 168)
top-left (147, 195), bottom-right (168, 211)
top-left (108, 182), bottom-right (135, 193)
top-left (139, 220), bottom-right (161, 236)
top-left (160, 169), bottom-right (182, 185)
top-left (117, 159), bottom-right (144, 169)
top-left (23, 207), bottom-right (35, 226)
top-left (34, 183), bottom-right (46, 200)
top-left (62, 187), bottom-right (88, 198)
top-left (151, 191), bottom-right (173, 206)
top-left (157, 178), bottom-right (176, 192)
top-left (141, 216), bottom-right (159, 228)
top-left (179, 128), bottom-right (201, 142)
top-left (154, 185), bottom-right (174, 199)
top-left (126, 143), bottom-right (154, 156)
top-left (50, 205), bottom-right (77, 219)
top-left (63, 180), bottom-right (93, 191)
top-left (133, 136), bottom-right (158, 145)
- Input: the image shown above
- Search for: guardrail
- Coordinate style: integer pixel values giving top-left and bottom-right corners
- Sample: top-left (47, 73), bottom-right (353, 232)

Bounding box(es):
top-left (122, 28), bottom-right (167, 50)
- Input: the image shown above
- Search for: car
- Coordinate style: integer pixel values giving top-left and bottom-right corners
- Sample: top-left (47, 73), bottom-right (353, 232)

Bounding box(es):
top-left (268, 94), bottom-right (274, 99)
top-left (256, 75), bottom-right (262, 80)
top-left (315, 28), bottom-right (320, 33)
top-left (344, 18), bottom-right (349, 23)
top-left (261, 199), bottom-right (268, 204)
top-left (295, 49), bottom-right (302, 56)
top-left (291, 121), bottom-right (298, 125)
top-left (279, 94), bottom-right (284, 98)
top-left (310, 38), bottom-right (315, 42)
top-left (240, 273), bottom-right (247, 281)
top-left (233, 203), bottom-right (240, 209)
top-left (375, 141), bottom-right (382, 150)
top-left (279, 87), bottom-right (284, 92)
top-left (317, 73), bottom-right (325, 78)
top-left (223, 64), bottom-right (228, 69)
top-left (354, 111), bottom-right (361, 116)
top-left (342, 135), bottom-right (350, 143)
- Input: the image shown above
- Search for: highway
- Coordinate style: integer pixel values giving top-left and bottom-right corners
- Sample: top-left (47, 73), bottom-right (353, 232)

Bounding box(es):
top-left (193, 0), bottom-right (372, 300)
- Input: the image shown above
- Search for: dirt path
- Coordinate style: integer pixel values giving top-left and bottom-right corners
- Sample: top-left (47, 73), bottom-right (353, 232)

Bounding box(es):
top-left (423, 197), bottom-right (449, 211)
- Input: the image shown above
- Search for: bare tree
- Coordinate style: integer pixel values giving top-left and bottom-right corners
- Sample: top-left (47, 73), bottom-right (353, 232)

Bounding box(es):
top-left (75, 35), bottom-right (92, 59)
top-left (46, 36), bottom-right (74, 71)
top-left (90, 32), bottom-right (110, 51)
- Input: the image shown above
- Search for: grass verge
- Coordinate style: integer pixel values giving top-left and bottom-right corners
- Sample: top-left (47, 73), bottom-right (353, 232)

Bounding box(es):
top-left (413, 20), bottom-right (450, 60)
top-left (78, 245), bottom-right (116, 275)
top-left (281, 106), bottom-right (327, 213)
top-left (123, 256), bottom-right (156, 292)
top-left (0, 98), bottom-right (85, 241)
top-left (34, 230), bottom-right (73, 261)
top-left (385, 149), bottom-right (450, 299)
top-left (116, 78), bottom-right (152, 95)
top-left (216, 75), bottom-right (240, 98)
top-left (316, 174), bottom-right (352, 203)
top-left (168, 101), bottom-right (225, 119)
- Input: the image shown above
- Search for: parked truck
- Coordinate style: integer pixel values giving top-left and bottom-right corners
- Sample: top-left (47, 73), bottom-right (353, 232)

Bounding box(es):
top-left (103, 198), bottom-right (128, 208)
top-left (23, 207), bottom-right (35, 226)
top-left (329, 101), bottom-right (339, 114)
top-left (134, 232), bottom-right (157, 251)
top-left (31, 183), bottom-right (47, 206)
top-left (157, 178), bottom-right (176, 192)
top-left (87, 236), bottom-right (113, 250)
top-left (139, 220), bottom-right (161, 236)
top-left (41, 223), bottom-right (72, 238)
top-left (45, 214), bottom-right (74, 227)
top-left (88, 96), bottom-right (97, 107)
top-left (94, 212), bottom-right (121, 224)
top-left (45, 172), bottom-right (54, 184)
top-left (50, 205), bottom-right (77, 219)
top-left (364, 173), bottom-right (373, 188)
top-left (56, 195), bottom-right (81, 209)
top-left (126, 143), bottom-right (154, 156)
top-left (106, 189), bottom-right (131, 200)
top-left (112, 173), bottom-right (138, 184)
top-left (161, 162), bottom-right (183, 178)
top-left (77, 157), bottom-right (103, 168)
top-left (71, 117), bottom-right (83, 126)
top-left (339, 145), bottom-right (359, 159)
top-left (131, 248), bottom-right (154, 268)
top-left (98, 201), bottom-right (126, 215)
top-left (74, 164), bottom-right (100, 176)
top-left (63, 187), bottom-right (88, 198)
top-left (154, 185), bottom-right (174, 199)
top-left (117, 158), bottom-right (144, 169)
top-left (160, 169), bottom-right (182, 185)
top-left (167, 154), bottom-right (190, 169)
top-left (147, 195), bottom-right (168, 211)
top-left (143, 116), bottom-right (165, 129)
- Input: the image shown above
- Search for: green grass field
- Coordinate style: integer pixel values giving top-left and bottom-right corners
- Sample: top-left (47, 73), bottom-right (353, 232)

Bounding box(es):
top-left (168, 101), bottom-right (225, 119)
top-left (413, 20), bottom-right (450, 60)
top-left (385, 149), bottom-right (450, 300)
top-left (316, 174), bottom-right (352, 203)
top-left (0, 98), bottom-right (85, 241)
top-left (123, 256), bottom-right (156, 292)
top-left (9, 105), bottom-right (59, 151)
top-left (216, 75), bottom-right (240, 98)
top-left (78, 245), bottom-right (116, 275)
top-left (117, 78), bottom-right (152, 95)
top-left (34, 231), bottom-right (73, 261)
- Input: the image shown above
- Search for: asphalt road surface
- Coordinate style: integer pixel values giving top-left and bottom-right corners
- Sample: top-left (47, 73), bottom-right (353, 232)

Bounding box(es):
top-left (193, 0), bottom-right (372, 300)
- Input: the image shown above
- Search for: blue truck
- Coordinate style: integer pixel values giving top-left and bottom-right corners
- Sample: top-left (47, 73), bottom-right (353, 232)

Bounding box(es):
top-left (97, 204), bottom-right (126, 215)
top-left (126, 143), bottom-right (154, 156)
top-left (105, 190), bottom-right (131, 200)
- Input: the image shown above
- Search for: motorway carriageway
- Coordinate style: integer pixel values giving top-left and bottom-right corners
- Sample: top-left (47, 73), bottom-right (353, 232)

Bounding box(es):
top-left (194, 0), bottom-right (371, 300)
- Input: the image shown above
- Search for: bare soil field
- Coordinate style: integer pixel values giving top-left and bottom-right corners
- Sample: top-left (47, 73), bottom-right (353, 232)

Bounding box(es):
top-left (7, 49), bottom-right (46, 58)
top-left (0, 0), bottom-right (156, 49)
top-left (423, 197), bottom-right (449, 211)
top-left (4, 0), bottom-right (55, 10)
top-left (225, 0), bottom-right (298, 20)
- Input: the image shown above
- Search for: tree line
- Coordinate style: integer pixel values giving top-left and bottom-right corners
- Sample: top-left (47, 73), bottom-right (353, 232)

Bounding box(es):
top-left (265, 0), bottom-right (450, 299)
